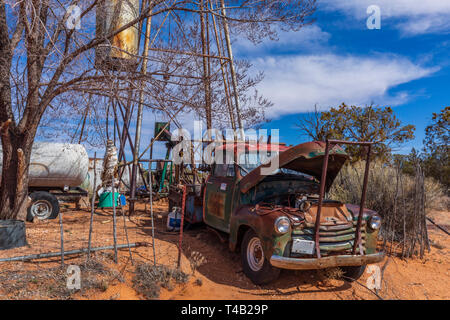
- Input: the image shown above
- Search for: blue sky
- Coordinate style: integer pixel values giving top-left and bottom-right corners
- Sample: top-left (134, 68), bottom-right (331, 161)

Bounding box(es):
top-left (231, 0), bottom-right (450, 154)
top-left (69, 1), bottom-right (449, 160)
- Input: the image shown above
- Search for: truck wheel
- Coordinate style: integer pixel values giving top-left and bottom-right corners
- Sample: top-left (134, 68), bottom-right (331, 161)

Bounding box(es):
top-left (341, 265), bottom-right (366, 282)
top-left (27, 191), bottom-right (60, 222)
top-left (241, 229), bottom-right (280, 285)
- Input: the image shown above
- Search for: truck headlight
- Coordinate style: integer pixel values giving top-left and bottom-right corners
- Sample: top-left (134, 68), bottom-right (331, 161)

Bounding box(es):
top-left (275, 216), bottom-right (290, 234)
top-left (369, 215), bottom-right (381, 230)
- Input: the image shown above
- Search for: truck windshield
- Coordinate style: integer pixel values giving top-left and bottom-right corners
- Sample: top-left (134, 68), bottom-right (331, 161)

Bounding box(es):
top-left (238, 151), bottom-right (278, 176)
top-left (238, 151), bottom-right (317, 181)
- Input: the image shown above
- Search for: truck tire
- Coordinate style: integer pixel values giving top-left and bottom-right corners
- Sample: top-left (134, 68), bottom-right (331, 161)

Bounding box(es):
top-left (341, 265), bottom-right (366, 282)
top-left (27, 191), bottom-right (60, 222)
top-left (241, 229), bottom-right (280, 285)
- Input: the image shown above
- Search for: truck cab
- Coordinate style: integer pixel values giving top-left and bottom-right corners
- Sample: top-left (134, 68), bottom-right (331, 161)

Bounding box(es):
top-left (173, 141), bottom-right (385, 285)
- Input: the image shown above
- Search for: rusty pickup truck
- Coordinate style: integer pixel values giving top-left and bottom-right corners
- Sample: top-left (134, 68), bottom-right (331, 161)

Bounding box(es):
top-left (169, 140), bottom-right (385, 285)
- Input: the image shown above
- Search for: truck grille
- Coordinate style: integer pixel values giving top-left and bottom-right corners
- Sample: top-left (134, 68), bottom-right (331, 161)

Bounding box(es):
top-left (290, 221), bottom-right (366, 257)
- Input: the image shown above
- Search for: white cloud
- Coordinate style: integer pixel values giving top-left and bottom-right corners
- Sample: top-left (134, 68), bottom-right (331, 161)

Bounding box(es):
top-left (253, 54), bottom-right (438, 118)
top-left (322, 0), bottom-right (450, 35)
top-left (234, 25), bottom-right (331, 55)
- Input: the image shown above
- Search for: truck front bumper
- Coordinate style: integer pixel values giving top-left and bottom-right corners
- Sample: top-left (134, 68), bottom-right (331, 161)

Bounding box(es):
top-left (270, 252), bottom-right (385, 270)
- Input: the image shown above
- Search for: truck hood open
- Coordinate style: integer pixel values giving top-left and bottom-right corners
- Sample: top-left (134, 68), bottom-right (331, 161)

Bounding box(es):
top-left (239, 141), bottom-right (348, 193)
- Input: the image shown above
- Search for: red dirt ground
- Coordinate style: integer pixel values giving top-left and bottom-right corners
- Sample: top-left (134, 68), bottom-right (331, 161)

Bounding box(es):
top-left (0, 199), bottom-right (448, 300)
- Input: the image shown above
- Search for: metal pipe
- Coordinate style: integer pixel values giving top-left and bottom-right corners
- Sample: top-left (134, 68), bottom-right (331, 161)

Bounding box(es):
top-left (146, 46), bottom-right (231, 60)
top-left (158, 147), bottom-right (171, 192)
top-left (200, 0), bottom-right (212, 130)
top-left (59, 206), bottom-right (64, 266)
top-left (314, 140), bottom-right (331, 258)
top-left (87, 151), bottom-right (97, 261)
top-left (149, 138), bottom-right (154, 161)
top-left (138, 159), bottom-right (173, 163)
top-left (131, 6), bottom-right (153, 214)
top-left (120, 205), bottom-right (134, 265)
top-left (210, 0), bottom-right (235, 130)
top-left (78, 100), bottom-right (91, 144)
top-left (177, 185), bottom-right (187, 269)
top-left (352, 144), bottom-right (372, 255)
top-left (0, 243), bottom-right (147, 263)
top-left (219, 0), bottom-right (243, 131)
top-left (137, 111), bottom-right (179, 161)
top-left (149, 149), bottom-right (156, 266)
top-left (113, 96), bottom-right (132, 184)
top-left (113, 99), bottom-right (149, 191)
top-left (315, 140), bottom-right (375, 257)
top-left (112, 176), bottom-right (118, 263)
top-left (426, 217), bottom-right (450, 236)
top-left (327, 139), bottom-right (373, 146)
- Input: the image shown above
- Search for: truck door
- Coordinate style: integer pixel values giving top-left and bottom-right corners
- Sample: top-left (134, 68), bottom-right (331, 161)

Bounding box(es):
top-left (204, 163), bottom-right (235, 232)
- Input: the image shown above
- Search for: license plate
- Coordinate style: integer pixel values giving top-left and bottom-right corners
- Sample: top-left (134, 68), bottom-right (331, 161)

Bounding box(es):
top-left (292, 239), bottom-right (315, 255)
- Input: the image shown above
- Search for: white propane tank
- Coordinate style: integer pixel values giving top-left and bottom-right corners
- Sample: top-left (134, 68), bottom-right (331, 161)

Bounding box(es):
top-left (167, 207), bottom-right (181, 232)
top-left (0, 142), bottom-right (89, 188)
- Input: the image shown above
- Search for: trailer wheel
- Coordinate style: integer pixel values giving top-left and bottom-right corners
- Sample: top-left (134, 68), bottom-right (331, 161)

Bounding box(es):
top-left (341, 265), bottom-right (366, 282)
top-left (27, 191), bottom-right (60, 222)
top-left (241, 229), bottom-right (280, 285)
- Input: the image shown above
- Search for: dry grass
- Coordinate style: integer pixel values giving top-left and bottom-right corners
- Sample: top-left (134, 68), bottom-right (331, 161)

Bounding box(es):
top-left (329, 161), bottom-right (446, 214)
top-left (132, 263), bottom-right (190, 299)
top-left (329, 160), bottom-right (447, 258)
top-left (0, 254), bottom-right (123, 300)
top-left (317, 267), bottom-right (344, 283)
top-left (0, 265), bottom-right (72, 300)
top-left (188, 251), bottom-right (208, 275)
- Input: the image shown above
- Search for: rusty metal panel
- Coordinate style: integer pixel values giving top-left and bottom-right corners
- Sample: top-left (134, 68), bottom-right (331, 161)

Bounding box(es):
top-left (206, 192), bottom-right (225, 219)
top-left (239, 141), bottom-right (348, 194)
top-left (270, 252), bottom-right (385, 270)
top-left (96, 0), bottom-right (140, 70)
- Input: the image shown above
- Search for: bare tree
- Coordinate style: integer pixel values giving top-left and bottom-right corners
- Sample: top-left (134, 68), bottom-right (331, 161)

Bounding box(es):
top-left (296, 105), bottom-right (333, 141)
top-left (0, 0), bottom-right (169, 220)
top-left (0, 0), bottom-right (316, 220)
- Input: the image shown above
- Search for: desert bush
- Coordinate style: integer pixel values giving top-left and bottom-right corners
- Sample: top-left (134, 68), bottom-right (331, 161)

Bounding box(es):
top-left (317, 267), bottom-right (344, 283)
top-left (133, 263), bottom-right (190, 299)
top-left (0, 260), bottom-right (114, 300)
top-left (329, 161), bottom-right (445, 213)
top-left (329, 160), bottom-right (446, 258)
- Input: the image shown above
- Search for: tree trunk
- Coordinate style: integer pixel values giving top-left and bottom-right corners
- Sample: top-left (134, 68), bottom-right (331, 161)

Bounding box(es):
top-left (0, 120), bottom-right (33, 221)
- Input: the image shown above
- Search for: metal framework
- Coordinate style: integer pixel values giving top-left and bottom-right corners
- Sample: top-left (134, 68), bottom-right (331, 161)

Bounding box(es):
top-left (314, 139), bottom-right (373, 258)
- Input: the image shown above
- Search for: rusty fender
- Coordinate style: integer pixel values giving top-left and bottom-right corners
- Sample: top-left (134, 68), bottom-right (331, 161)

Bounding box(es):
top-left (229, 205), bottom-right (292, 256)
top-left (270, 252), bottom-right (385, 270)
